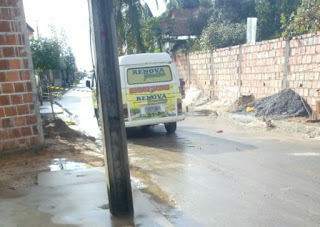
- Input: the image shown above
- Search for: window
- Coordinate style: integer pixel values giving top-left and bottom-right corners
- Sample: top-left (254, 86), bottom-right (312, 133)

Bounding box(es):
top-left (127, 65), bottom-right (172, 85)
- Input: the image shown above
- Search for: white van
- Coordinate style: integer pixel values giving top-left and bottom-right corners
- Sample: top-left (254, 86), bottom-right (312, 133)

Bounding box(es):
top-left (89, 53), bottom-right (185, 133)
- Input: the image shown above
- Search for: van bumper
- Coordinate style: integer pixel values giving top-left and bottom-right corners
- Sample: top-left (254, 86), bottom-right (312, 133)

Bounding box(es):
top-left (125, 114), bottom-right (185, 128)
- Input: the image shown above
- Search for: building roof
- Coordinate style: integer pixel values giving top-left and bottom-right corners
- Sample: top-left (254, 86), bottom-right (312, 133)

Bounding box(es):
top-left (162, 8), bottom-right (197, 37)
top-left (27, 23), bottom-right (34, 33)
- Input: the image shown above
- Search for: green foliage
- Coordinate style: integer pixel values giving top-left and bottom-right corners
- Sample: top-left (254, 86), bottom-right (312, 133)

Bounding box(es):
top-left (200, 22), bottom-right (247, 50)
top-left (138, 0), bottom-right (305, 52)
top-left (115, 0), bottom-right (154, 54)
top-left (61, 47), bottom-right (77, 84)
top-left (255, 0), bottom-right (301, 40)
top-left (182, 0), bottom-right (252, 51)
top-left (141, 17), bottom-right (164, 52)
top-left (30, 38), bottom-right (61, 71)
top-left (282, 0), bottom-right (320, 37)
top-left (178, 0), bottom-right (200, 8)
top-left (189, 5), bottom-right (214, 36)
top-left (188, 0), bottom-right (303, 50)
top-left (214, 0), bottom-right (256, 22)
top-left (255, 0), bottom-right (278, 40)
top-left (184, 39), bottom-right (202, 53)
top-left (30, 31), bottom-right (77, 86)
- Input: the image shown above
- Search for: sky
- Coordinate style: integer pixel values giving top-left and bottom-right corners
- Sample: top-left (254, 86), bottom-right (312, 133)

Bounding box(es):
top-left (22, 0), bottom-right (166, 71)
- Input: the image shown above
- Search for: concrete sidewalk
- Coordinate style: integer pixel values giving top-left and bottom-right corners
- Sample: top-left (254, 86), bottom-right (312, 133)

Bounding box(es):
top-left (0, 167), bottom-right (172, 227)
top-left (39, 101), bottom-right (63, 116)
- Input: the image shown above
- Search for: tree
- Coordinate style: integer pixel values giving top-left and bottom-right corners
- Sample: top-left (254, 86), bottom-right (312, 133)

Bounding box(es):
top-left (114, 0), bottom-right (154, 54)
top-left (282, 0), bottom-right (320, 37)
top-left (47, 26), bottom-right (78, 86)
top-left (60, 47), bottom-right (77, 85)
top-left (189, 0), bottom-right (214, 36)
top-left (30, 37), bottom-right (61, 71)
top-left (30, 35), bottom-right (77, 119)
top-left (178, 0), bottom-right (200, 8)
top-left (31, 37), bottom-right (61, 119)
top-left (215, 0), bottom-right (256, 22)
top-left (255, 0), bottom-right (301, 40)
top-left (189, 0), bottom-right (249, 51)
top-left (141, 17), bottom-right (164, 52)
top-left (200, 22), bottom-right (247, 50)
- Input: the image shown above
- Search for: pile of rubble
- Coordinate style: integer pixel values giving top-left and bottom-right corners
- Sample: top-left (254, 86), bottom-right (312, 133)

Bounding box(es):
top-left (234, 89), bottom-right (311, 119)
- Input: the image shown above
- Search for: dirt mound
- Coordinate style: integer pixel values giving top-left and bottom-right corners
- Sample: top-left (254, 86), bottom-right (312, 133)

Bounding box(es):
top-left (229, 94), bottom-right (255, 112)
top-left (234, 89), bottom-right (311, 119)
top-left (43, 119), bottom-right (95, 142)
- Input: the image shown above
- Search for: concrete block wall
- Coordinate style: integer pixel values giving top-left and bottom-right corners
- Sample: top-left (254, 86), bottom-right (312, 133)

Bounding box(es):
top-left (213, 46), bottom-right (239, 101)
top-left (288, 34), bottom-right (320, 109)
top-left (240, 39), bottom-right (285, 99)
top-left (0, 0), bottom-right (43, 153)
top-left (173, 53), bottom-right (188, 85)
top-left (174, 32), bottom-right (320, 112)
top-left (188, 51), bottom-right (211, 96)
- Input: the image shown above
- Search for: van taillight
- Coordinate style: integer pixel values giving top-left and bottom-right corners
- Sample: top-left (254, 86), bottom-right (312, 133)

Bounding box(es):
top-left (177, 98), bottom-right (182, 113)
top-left (179, 78), bottom-right (185, 98)
top-left (123, 104), bottom-right (128, 120)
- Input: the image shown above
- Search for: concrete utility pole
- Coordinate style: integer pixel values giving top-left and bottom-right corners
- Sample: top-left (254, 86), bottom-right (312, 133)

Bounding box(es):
top-left (89, 0), bottom-right (133, 217)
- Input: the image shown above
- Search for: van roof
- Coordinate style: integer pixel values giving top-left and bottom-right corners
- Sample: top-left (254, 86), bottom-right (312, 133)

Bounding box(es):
top-left (119, 53), bottom-right (172, 66)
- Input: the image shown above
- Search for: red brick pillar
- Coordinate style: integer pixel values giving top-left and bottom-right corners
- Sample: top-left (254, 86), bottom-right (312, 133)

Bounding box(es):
top-left (0, 0), bottom-right (44, 153)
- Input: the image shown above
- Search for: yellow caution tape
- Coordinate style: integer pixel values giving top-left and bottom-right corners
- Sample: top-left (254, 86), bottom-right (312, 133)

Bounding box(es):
top-left (46, 86), bottom-right (90, 92)
top-left (43, 92), bottom-right (63, 97)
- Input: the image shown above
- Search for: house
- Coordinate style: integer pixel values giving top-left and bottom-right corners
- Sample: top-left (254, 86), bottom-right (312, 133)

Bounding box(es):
top-left (161, 5), bottom-right (198, 52)
top-left (27, 23), bottom-right (34, 39)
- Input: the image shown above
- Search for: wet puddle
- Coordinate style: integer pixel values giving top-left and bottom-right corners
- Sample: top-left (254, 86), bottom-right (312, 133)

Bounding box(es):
top-left (49, 158), bottom-right (88, 171)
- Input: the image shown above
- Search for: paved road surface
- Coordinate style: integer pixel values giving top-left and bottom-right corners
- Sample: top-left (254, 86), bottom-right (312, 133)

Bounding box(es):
top-left (59, 79), bottom-right (320, 226)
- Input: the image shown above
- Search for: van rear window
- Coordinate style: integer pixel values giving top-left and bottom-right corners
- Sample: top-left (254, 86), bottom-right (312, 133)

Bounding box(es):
top-left (127, 66), bottom-right (172, 85)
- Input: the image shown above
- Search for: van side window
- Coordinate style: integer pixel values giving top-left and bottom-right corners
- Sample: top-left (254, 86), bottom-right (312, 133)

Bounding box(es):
top-left (127, 65), bottom-right (173, 85)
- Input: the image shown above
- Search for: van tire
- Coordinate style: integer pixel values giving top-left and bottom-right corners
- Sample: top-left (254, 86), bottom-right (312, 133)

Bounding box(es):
top-left (165, 122), bottom-right (177, 134)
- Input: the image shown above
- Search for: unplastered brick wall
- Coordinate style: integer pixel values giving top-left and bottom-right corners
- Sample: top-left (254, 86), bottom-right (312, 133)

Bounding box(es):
top-left (240, 38), bottom-right (285, 99)
top-left (288, 34), bottom-right (320, 109)
top-left (0, 0), bottom-right (43, 153)
top-left (174, 32), bottom-right (320, 112)
top-left (213, 46), bottom-right (239, 101)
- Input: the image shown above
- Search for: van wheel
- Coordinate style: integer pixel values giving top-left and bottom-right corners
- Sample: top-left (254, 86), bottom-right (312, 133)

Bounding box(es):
top-left (165, 122), bottom-right (177, 134)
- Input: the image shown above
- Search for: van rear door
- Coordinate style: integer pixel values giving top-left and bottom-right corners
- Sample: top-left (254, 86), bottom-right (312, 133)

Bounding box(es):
top-left (125, 64), bottom-right (180, 123)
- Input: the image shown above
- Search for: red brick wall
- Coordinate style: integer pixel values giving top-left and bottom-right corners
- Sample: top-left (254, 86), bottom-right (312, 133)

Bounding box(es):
top-left (0, 0), bottom-right (43, 153)
top-left (174, 33), bottom-right (320, 111)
